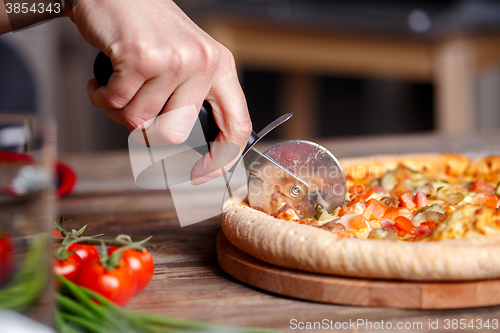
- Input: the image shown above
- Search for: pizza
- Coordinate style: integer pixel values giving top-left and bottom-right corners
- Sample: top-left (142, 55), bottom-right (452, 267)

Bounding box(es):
top-left (221, 153), bottom-right (500, 281)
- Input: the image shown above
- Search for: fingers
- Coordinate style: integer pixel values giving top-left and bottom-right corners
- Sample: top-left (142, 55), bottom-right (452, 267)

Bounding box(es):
top-left (87, 43), bottom-right (252, 187)
top-left (89, 74), bottom-right (177, 133)
top-left (190, 141), bottom-right (241, 185)
top-left (87, 69), bottom-right (145, 110)
top-left (107, 75), bottom-right (177, 129)
top-left (145, 104), bottom-right (199, 146)
top-left (208, 69), bottom-right (252, 152)
top-left (151, 77), bottom-right (209, 145)
top-left (190, 66), bottom-right (252, 185)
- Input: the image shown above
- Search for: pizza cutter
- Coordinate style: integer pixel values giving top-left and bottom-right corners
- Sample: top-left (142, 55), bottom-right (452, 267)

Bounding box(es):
top-left (93, 52), bottom-right (346, 218)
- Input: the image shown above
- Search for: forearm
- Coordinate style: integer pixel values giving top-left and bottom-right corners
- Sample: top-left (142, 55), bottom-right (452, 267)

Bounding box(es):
top-left (0, 0), bottom-right (71, 34)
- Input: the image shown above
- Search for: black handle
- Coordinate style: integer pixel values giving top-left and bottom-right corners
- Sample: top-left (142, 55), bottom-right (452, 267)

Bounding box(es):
top-left (93, 51), bottom-right (114, 86)
top-left (93, 51), bottom-right (256, 152)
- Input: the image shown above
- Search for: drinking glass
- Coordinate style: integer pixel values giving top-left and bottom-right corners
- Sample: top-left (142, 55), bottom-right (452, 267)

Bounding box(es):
top-left (0, 114), bottom-right (56, 328)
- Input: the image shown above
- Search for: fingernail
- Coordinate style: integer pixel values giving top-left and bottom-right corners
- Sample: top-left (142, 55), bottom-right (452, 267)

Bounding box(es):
top-left (191, 176), bottom-right (211, 186)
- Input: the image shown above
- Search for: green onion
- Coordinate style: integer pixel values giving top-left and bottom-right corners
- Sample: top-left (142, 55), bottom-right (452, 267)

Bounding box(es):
top-left (0, 234), bottom-right (48, 312)
top-left (56, 276), bottom-right (281, 333)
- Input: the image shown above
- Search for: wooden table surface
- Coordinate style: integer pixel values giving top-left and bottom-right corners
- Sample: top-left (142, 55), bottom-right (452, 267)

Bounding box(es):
top-left (60, 132), bottom-right (500, 333)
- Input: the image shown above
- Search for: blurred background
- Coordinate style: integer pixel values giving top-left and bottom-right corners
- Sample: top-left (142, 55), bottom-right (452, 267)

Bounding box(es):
top-left (1, 0), bottom-right (500, 153)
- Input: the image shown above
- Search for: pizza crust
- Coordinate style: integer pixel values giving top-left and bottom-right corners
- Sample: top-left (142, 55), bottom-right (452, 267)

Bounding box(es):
top-left (221, 153), bottom-right (500, 281)
top-left (222, 203), bottom-right (500, 281)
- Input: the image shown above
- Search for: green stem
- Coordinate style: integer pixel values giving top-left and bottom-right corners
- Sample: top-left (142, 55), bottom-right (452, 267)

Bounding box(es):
top-left (0, 235), bottom-right (47, 311)
top-left (105, 237), bottom-right (151, 271)
top-left (57, 275), bottom-right (280, 333)
top-left (60, 312), bottom-right (110, 333)
top-left (56, 293), bottom-right (98, 321)
top-left (58, 276), bottom-right (136, 333)
top-left (128, 317), bottom-right (179, 333)
top-left (54, 310), bottom-right (69, 333)
top-left (54, 236), bottom-right (149, 249)
top-left (56, 275), bottom-right (105, 320)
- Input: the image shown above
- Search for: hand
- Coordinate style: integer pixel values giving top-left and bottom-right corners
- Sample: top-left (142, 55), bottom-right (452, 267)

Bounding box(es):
top-left (68, 0), bottom-right (252, 184)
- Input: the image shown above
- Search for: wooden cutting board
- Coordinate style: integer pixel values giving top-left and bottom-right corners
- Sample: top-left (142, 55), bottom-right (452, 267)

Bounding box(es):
top-left (217, 231), bottom-right (500, 309)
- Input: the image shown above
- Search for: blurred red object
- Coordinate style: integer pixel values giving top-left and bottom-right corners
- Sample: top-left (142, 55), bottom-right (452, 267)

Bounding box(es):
top-left (0, 151), bottom-right (76, 197)
top-left (0, 232), bottom-right (13, 286)
top-left (56, 162), bottom-right (76, 197)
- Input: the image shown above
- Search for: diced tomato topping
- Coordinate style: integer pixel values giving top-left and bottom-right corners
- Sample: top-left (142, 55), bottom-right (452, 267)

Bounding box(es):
top-left (477, 194), bottom-right (500, 209)
top-left (382, 207), bottom-right (404, 220)
top-left (349, 214), bottom-right (368, 230)
top-left (363, 199), bottom-right (387, 221)
top-left (398, 192), bottom-right (416, 209)
top-left (339, 206), bottom-right (356, 217)
top-left (413, 192), bottom-right (427, 208)
top-left (349, 184), bottom-right (366, 195)
top-left (361, 187), bottom-right (375, 200)
top-left (348, 187), bottom-right (375, 203)
top-left (347, 196), bottom-right (363, 207)
top-left (420, 221), bottom-right (436, 231)
top-left (471, 178), bottom-right (495, 195)
top-left (394, 216), bottom-right (416, 235)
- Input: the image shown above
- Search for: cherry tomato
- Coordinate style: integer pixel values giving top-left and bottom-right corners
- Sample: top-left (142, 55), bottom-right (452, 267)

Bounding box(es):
top-left (108, 247), bottom-right (154, 293)
top-left (0, 234), bottom-right (13, 285)
top-left (54, 252), bottom-right (82, 283)
top-left (67, 244), bottom-right (99, 264)
top-left (52, 230), bottom-right (63, 238)
top-left (76, 258), bottom-right (136, 306)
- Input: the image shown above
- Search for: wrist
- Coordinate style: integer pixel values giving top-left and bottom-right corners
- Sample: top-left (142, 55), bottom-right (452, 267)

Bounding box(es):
top-left (62, 0), bottom-right (79, 15)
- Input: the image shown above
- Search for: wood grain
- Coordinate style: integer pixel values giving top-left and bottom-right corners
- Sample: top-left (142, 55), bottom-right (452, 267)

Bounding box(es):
top-left (59, 142), bottom-right (500, 332)
top-left (217, 231), bottom-right (500, 310)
